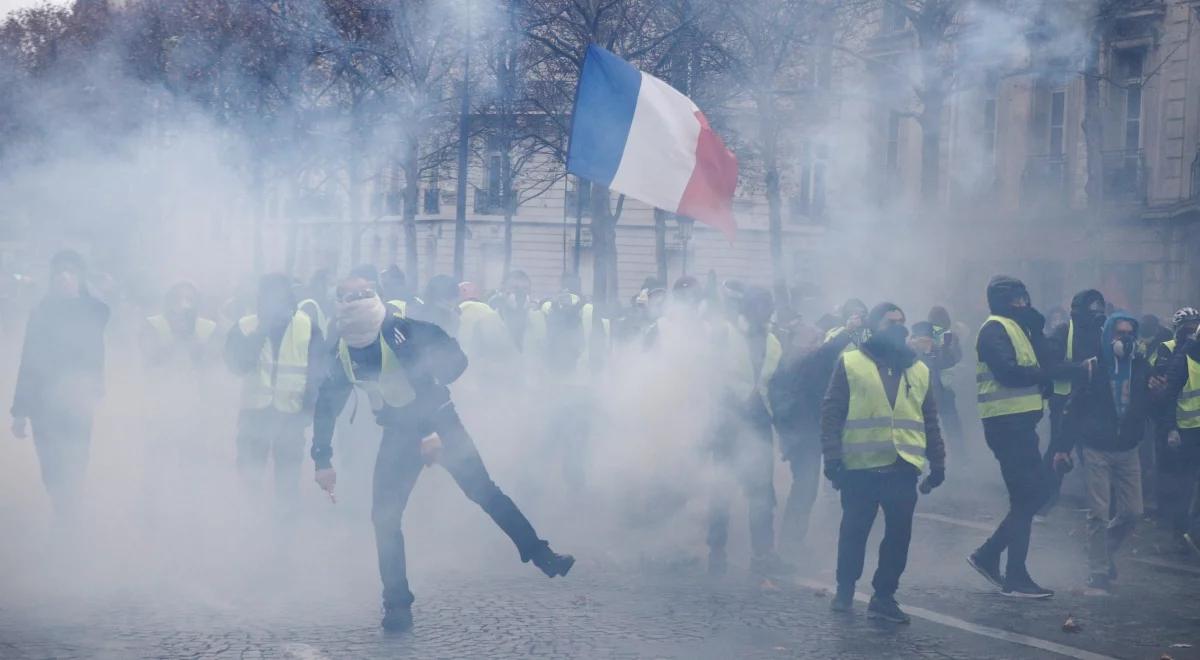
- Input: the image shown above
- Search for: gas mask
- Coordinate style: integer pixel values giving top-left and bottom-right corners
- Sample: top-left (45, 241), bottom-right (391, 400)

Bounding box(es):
top-left (1112, 334), bottom-right (1134, 359)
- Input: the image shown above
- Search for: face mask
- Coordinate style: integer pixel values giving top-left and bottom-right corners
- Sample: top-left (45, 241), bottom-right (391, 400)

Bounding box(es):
top-left (1112, 336), bottom-right (1132, 358)
top-left (878, 324), bottom-right (909, 346)
top-left (336, 294), bottom-right (387, 348)
top-left (1088, 306), bottom-right (1107, 327)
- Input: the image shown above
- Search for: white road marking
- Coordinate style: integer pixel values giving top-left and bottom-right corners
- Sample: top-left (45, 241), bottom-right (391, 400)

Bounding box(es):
top-left (914, 511), bottom-right (993, 532)
top-left (793, 578), bottom-right (1116, 660)
top-left (916, 512), bottom-right (1200, 576)
top-left (280, 643), bottom-right (331, 660)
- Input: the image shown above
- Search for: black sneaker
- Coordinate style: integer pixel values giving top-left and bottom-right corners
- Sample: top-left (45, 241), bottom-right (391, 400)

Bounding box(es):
top-left (967, 551), bottom-right (1004, 589)
top-left (830, 586), bottom-right (854, 613)
top-left (708, 550), bottom-right (727, 577)
top-left (532, 548), bottom-right (575, 578)
top-left (867, 596), bottom-right (911, 624)
top-left (1001, 577), bottom-right (1054, 599)
top-left (1084, 573), bottom-right (1111, 596)
top-left (750, 552), bottom-right (797, 578)
top-left (381, 606), bottom-right (413, 633)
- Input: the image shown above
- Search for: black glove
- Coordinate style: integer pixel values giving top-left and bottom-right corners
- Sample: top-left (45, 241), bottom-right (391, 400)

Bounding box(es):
top-left (824, 458), bottom-right (846, 490)
top-left (919, 468), bottom-right (944, 494)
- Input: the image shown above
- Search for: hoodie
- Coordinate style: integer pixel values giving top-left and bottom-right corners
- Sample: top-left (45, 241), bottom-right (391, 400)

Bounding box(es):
top-left (1044, 290), bottom-right (1107, 391)
top-left (976, 276), bottom-right (1049, 395)
top-left (1055, 312), bottom-right (1152, 453)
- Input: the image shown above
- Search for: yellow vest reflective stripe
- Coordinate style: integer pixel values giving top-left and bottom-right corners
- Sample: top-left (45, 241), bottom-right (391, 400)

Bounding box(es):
top-left (147, 315), bottom-right (216, 343)
top-left (1052, 320), bottom-right (1074, 396)
top-left (976, 315), bottom-right (1043, 419)
top-left (337, 337), bottom-right (416, 412)
top-left (823, 326), bottom-right (844, 344)
top-left (841, 349), bottom-right (929, 471)
top-left (387, 299), bottom-right (408, 317)
top-left (237, 312), bottom-right (312, 413)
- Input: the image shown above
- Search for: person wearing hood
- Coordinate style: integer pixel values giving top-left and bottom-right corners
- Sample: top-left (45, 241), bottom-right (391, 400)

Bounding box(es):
top-left (1054, 311), bottom-right (1154, 594)
top-left (967, 276), bottom-right (1056, 599)
top-left (821, 303), bottom-right (946, 623)
top-left (10, 250), bottom-right (110, 518)
top-left (1155, 306), bottom-right (1200, 555)
top-left (1041, 290), bottom-right (1108, 513)
top-left (310, 275), bottom-right (573, 633)
top-left (140, 281), bottom-right (217, 370)
top-left (224, 273), bottom-right (325, 510)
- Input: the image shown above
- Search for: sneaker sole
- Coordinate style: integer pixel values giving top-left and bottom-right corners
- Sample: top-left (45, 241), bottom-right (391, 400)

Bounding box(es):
top-left (867, 610), bottom-right (911, 624)
top-left (966, 556), bottom-right (1004, 589)
top-left (1000, 589), bottom-right (1054, 599)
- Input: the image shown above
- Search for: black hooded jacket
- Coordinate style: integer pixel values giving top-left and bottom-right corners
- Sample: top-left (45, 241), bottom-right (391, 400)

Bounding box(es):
top-left (1045, 290), bottom-right (1104, 386)
top-left (976, 277), bottom-right (1050, 391)
top-left (1053, 313), bottom-right (1153, 453)
top-left (11, 291), bottom-right (110, 419)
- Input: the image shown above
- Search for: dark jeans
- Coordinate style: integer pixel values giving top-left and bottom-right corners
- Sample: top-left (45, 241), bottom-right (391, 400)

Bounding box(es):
top-left (835, 467), bottom-right (919, 598)
top-left (235, 409), bottom-right (307, 507)
top-left (780, 432), bottom-right (821, 552)
top-left (31, 413), bottom-right (93, 518)
top-left (373, 403), bottom-right (546, 609)
top-left (1157, 440), bottom-right (1200, 536)
top-left (707, 408), bottom-right (775, 558)
top-left (979, 416), bottom-right (1052, 581)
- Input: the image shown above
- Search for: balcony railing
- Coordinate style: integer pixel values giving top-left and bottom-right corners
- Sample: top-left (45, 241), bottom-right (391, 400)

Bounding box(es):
top-left (1021, 154), bottom-right (1068, 207)
top-left (474, 187), bottom-right (516, 215)
top-left (1101, 149), bottom-right (1145, 203)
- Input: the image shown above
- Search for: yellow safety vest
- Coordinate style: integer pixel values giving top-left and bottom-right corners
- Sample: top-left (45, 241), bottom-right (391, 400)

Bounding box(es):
top-left (336, 336), bottom-right (416, 412)
top-left (1052, 320), bottom-right (1074, 397)
top-left (237, 312), bottom-right (312, 413)
top-left (1175, 344), bottom-right (1200, 429)
top-left (823, 325), bottom-right (866, 352)
top-left (297, 298), bottom-right (327, 332)
top-left (841, 349), bottom-right (929, 471)
top-left (976, 315), bottom-right (1044, 419)
top-left (726, 323), bottom-right (783, 404)
top-left (386, 299), bottom-right (408, 317)
top-left (1150, 338), bottom-right (1176, 368)
top-left (146, 314), bottom-right (216, 344)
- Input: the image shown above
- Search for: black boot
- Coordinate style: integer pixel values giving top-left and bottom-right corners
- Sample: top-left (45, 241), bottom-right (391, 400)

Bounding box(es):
top-left (967, 549), bottom-right (1003, 589)
top-left (381, 605), bottom-right (413, 633)
top-left (867, 595), bottom-right (911, 624)
top-left (830, 584), bottom-right (854, 613)
top-left (531, 546), bottom-right (575, 578)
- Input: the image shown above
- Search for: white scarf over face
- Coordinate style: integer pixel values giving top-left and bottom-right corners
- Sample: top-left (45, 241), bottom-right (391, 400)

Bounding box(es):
top-left (337, 294), bottom-right (387, 348)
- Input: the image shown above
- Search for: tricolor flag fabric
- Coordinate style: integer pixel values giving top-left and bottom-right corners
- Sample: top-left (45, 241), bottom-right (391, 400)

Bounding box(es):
top-left (567, 44), bottom-right (739, 240)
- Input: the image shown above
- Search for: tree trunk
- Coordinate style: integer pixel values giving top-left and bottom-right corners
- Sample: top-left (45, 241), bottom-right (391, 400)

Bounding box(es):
top-left (1082, 28), bottom-right (1104, 209)
top-left (347, 147), bottom-right (363, 266)
top-left (919, 92), bottom-right (943, 205)
top-left (403, 135), bottom-right (421, 290)
top-left (589, 181), bottom-right (614, 309)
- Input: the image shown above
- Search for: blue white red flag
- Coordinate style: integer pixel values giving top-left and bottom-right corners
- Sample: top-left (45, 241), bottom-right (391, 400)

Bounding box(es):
top-left (567, 44), bottom-right (739, 240)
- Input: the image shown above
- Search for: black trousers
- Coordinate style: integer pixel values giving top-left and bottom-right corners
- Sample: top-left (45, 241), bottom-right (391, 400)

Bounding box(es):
top-left (31, 412), bottom-right (93, 518)
top-left (707, 408), bottom-right (776, 557)
top-left (1157, 439), bottom-right (1200, 536)
top-left (979, 416), bottom-right (1052, 581)
top-left (779, 432), bottom-right (822, 551)
top-left (372, 403), bottom-right (546, 609)
top-left (835, 467), bottom-right (918, 598)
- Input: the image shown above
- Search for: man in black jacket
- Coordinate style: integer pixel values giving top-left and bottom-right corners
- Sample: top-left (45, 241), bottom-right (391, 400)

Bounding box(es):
top-left (967, 276), bottom-right (1056, 598)
top-left (10, 250), bottom-right (109, 519)
top-left (821, 302), bottom-right (946, 623)
top-left (311, 276), bottom-right (573, 633)
top-left (1053, 312), bottom-right (1154, 594)
top-left (1041, 290), bottom-right (1107, 514)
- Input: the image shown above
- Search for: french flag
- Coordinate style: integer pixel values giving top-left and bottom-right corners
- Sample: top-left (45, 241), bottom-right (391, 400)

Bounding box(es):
top-left (567, 44), bottom-right (739, 240)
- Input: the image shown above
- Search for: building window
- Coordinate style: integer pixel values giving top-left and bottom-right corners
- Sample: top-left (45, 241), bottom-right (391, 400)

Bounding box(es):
top-left (1049, 89), bottom-right (1065, 156)
top-left (794, 142), bottom-right (828, 221)
top-left (1114, 49), bottom-right (1145, 151)
top-left (881, 1), bottom-right (907, 32)
top-left (983, 98), bottom-right (997, 162)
